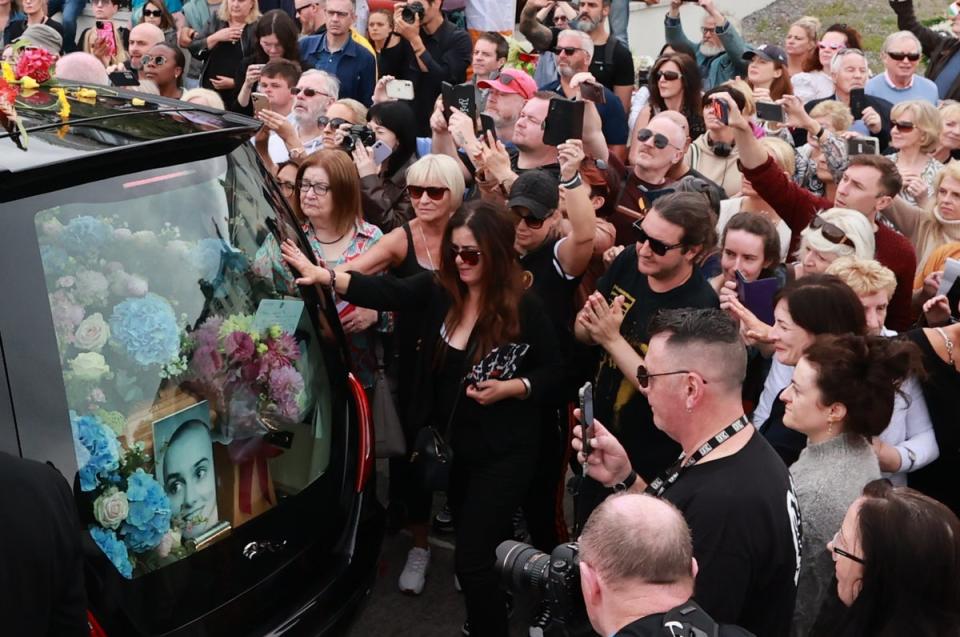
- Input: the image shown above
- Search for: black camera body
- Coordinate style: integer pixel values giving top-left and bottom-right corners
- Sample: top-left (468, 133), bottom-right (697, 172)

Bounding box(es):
top-left (401, 1), bottom-right (425, 24)
top-left (340, 125), bottom-right (376, 152)
top-left (496, 541), bottom-right (589, 635)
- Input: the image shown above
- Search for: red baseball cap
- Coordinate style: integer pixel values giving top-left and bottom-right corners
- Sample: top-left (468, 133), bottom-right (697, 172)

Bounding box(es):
top-left (477, 68), bottom-right (537, 100)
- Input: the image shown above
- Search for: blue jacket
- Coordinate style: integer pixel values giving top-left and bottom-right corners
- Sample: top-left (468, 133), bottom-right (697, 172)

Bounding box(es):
top-left (664, 15), bottom-right (749, 90)
top-left (300, 33), bottom-right (377, 106)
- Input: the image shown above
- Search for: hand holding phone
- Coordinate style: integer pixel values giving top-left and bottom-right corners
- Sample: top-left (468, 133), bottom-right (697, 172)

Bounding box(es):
top-left (849, 88), bottom-right (866, 120)
top-left (710, 98), bottom-right (729, 125)
top-left (847, 136), bottom-right (879, 156)
top-left (579, 382), bottom-right (594, 458)
top-left (542, 98), bottom-right (585, 146)
top-left (251, 92), bottom-right (269, 114)
top-left (385, 78), bottom-right (414, 100)
top-left (755, 101), bottom-right (785, 123)
top-left (579, 81), bottom-right (606, 104)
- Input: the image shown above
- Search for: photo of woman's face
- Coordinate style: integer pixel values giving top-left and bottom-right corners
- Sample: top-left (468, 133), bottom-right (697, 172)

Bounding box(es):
top-left (163, 421), bottom-right (218, 539)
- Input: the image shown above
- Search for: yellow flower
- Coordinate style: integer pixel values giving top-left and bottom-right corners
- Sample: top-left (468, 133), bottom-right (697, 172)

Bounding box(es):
top-left (131, 97), bottom-right (145, 106)
top-left (77, 88), bottom-right (97, 100)
top-left (21, 76), bottom-right (39, 90)
top-left (54, 87), bottom-right (70, 119)
top-left (1, 62), bottom-right (13, 83)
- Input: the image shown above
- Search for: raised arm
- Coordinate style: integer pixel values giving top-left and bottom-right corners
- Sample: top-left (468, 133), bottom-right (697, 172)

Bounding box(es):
top-left (888, 0), bottom-right (956, 58)
top-left (555, 140), bottom-right (596, 278)
top-left (519, 0), bottom-right (556, 53)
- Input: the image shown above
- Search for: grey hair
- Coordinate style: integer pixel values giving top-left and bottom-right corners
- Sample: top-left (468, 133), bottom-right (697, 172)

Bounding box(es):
top-left (881, 30), bottom-right (922, 55)
top-left (300, 69), bottom-right (340, 99)
top-left (830, 48), bottom-right (867, 74)
top-left (558, 28), bottom-right (594, 61)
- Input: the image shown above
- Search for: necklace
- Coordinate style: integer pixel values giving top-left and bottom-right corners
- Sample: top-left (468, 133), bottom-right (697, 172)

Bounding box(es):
top-left (934, 326), bottom-right (956, 367)
top-left (316, 229), bottom-right (349, 245)
top-left (417, 222), bottom-right (437, 271)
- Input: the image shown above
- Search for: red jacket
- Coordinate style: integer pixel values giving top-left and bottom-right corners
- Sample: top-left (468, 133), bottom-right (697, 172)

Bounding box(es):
top-left (742, 156), bottom-right (917, 331)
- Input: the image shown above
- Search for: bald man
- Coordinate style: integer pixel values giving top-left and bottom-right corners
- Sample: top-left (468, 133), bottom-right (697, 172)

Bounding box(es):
top-left (579, 494), bottom-right (752, 636)
top-left (55, 52), bottom-right (110, 84)
top-left (124, 23), bottom-right (166, 72)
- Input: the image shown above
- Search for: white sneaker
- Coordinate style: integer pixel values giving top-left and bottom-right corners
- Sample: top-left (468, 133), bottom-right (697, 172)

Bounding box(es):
top-left (398, 547), bottom-right (430, 594)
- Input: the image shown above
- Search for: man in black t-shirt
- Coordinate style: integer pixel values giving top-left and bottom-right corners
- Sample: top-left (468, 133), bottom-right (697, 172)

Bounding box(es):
top-left (579, 494), bottom-right (754, 637)
top-left (519, 0), bottom-right (634, 112)
top-left (572, 309), bottom-right (801, 637)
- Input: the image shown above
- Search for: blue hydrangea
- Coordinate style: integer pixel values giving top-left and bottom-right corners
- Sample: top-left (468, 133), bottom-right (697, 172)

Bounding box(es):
top-left (71, 411), bottom-right (121, 492)
top-left (120, 469), bottom-right (171, 552)
top-left (110, 294), bottom-right (181, 367)
top-left (62, 216), bottom-right (112, 255)
top-left (40, 244), bottom-right (69, 275)
top-left (90, 526), bottom-right (133, 579)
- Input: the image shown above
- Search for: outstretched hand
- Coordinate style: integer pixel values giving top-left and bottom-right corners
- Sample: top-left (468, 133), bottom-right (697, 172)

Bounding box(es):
top-left (280, 239), bottom-right (330, 287)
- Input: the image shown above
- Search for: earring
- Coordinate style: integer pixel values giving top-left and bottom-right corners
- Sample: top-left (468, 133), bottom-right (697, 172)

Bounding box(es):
top-left (827, 418), bottom-right (834, 436)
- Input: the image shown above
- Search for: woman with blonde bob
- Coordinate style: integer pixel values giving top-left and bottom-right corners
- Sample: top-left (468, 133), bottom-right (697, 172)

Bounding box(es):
top-left (888, 100), bottom-right (943, 206)
top-left (794, 207), bottom-right (876, 279)
top-left (933, 101), bottom-right (960, 164)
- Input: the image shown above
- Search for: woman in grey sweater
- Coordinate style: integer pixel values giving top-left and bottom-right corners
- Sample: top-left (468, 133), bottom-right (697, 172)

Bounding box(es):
top-left (779, 333), bottom-right (922, 636)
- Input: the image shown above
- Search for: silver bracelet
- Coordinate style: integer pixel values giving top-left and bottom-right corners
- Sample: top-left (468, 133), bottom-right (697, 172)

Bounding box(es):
top-left (519, 377), bottom-right (532, 399)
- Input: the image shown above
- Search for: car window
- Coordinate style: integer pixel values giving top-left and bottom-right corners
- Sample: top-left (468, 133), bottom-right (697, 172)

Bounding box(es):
top-left (33, 149), bottom-right (335, 579)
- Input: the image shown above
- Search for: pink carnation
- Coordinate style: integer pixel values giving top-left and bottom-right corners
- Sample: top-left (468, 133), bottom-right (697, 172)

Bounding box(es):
top-left (191, 345), bottom-right (223, 379)
top-left (262, 333), bottom-right (300, 370)
top-left (224, 331), bottom-right (255, 363)
top-left (192, 316), bottom-right (223, 350)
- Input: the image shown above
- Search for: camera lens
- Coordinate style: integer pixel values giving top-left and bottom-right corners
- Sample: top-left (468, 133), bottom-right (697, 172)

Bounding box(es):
top-left (495, 541), bottom-right (551, 594)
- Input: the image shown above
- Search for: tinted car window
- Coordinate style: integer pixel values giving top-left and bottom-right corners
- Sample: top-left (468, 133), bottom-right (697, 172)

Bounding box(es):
top-left (32, 148), bottom-right (334, 579)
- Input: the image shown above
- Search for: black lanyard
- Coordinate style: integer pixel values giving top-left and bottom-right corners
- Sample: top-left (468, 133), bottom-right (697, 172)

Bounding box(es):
top-left (646, 415), bottom-right (750, 498)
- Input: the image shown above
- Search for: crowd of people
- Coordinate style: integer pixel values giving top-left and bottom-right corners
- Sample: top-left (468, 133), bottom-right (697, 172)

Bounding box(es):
top-left (4, 0), bottom-right (960, 634)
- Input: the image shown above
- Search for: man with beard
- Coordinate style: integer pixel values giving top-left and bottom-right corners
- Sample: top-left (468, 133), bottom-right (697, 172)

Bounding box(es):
top-left (116, 22), bottom-right (165, 74)
top-left (663, 0), bottom-right (749, 90)
top-left (477, 67), bottom-right (537, 145)
top-left (520, 0), bottom-right (633, 112)
top-left (539, 29), bottom-right (628, 162)
top-left (257, 69), bottom-right (339, 164)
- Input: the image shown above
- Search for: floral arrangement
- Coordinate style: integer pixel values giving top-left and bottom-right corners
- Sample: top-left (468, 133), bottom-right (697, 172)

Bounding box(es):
top-left (185, 315), bottom-right (306, 440)
top-left (506, 37), bottom-right (539, 77)
top-left (72, 411), bottom-right (186, 578)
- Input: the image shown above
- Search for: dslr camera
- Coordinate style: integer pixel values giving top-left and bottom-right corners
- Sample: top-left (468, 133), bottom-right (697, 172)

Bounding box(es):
top-left (401, 1), bottom-right (425, 24)
top-left (340, 125), bottom-right (376, 152)
top-left (496, 541), bottom-right (590, 636)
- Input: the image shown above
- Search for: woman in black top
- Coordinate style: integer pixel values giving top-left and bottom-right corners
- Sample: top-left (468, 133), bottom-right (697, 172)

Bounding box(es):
top-left (282, 201), bottom-right (562, 637)
top-left (366, 8), bottom-right (404, 79)
top-left (234, 9), bottom-right (300, 112)
top-left (4, 0), bottom-right (63, 52)
top-left (188, 0), bottom-right (260, 107)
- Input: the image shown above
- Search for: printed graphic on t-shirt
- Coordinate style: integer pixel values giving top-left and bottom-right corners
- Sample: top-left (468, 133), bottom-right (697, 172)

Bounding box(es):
top-left (787, 476), bottom-right (803, 585)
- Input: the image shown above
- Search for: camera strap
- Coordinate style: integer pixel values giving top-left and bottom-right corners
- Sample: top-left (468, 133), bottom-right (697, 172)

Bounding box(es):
top-left (646, 415), bottom-right (749, 498)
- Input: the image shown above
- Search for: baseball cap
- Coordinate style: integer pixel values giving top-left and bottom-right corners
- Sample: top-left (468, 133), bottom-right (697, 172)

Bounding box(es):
top-left (743, 44), bottom-right (787, 66)
top-left (508, 170), bottom-right (560, 219)
top-left (477, 68), bottom-right (537, 100)
top-left (14, 24), bottom-right (63, 57)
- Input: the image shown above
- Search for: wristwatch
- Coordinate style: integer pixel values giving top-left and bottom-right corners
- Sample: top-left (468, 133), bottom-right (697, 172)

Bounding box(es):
top-left (612, 470), bottom-right (638, 493)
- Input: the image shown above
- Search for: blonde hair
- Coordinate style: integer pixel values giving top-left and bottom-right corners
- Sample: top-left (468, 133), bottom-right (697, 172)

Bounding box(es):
top-left (183, 87), bottom-right (225, 109)
top-left (810, 100), bottom-right (854, 132)
top-left (760, 136), bottom-right (795, 176)
top-left (791, 16), bottom-right (821, 43)
top-left (827, 257), bottom-right (897, 298)
top-left (724, 78), bottom-right (755, 117)
top-left (218, 0), bottom-right (261, 24)
top-left (799, 207), bottom-right (876, 260)
top-left (891, 100), bottom-right (941, 154)
top-left (939, 100), bottom-right (960, 124)
top-left (406, 154), bottom-right (466, 208)
top-left (333, 98), bottom-right (368, 123)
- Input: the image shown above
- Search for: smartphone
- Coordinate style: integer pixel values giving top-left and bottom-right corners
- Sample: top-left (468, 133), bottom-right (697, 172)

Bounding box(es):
top-left (479, 113), bottom-right (498, 142)
top-left (443, 82), bottom-right (476, 121)
top-left (710, 98), bottom-right (729, 125)
top-left (542, 97), bottom-right (585, 146)
top-left (251, 91), bottom-right (269, 114)
top-left (371, 139), bottom-right (393, 165)
top-left (579, 382), bottom-right (594, 457)
top-left (95, 20), bottom-right (117, 57)
top-left (385, 78), bottom-right (414, 100)
top-left (849, 88), bottom-right (867, 120)
top-left (735, 271), bottom-right (779, 326)
top-left (847, 136), bottom-right (879, 155)
top-left (441, 81), bottom-right (454, 121)
top-left (108, 69), bottom-right (139, 87)
top-left (579, 81), bottom-right (606, 104)
top-left (755, 101), bottom-right (785, 123)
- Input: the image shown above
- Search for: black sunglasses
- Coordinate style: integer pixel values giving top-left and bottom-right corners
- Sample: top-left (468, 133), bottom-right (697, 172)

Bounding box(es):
top-left (887, 51), bottom-right (921, 62)
top-left (656, 70), bottom-right (681, 81)
top-left (449, 245), bottom-right (482, 265)
top-left (140, 54), bottom-right (168, 66)
top-left (636, 128), bottom-right (677, 150)
top-left (637, 365), bottom-right (707, 389)
top-left (142, 8), bottom-right (163, 16)
top-left (291, 87), bottom-right (326, 97)
top-left (318, 116), bottom-right (348, 129)
top-left (891, 119), bottom-right (916, 131)
top-left (808, 214), bottom-right (857, 249)
top-left (408, 185), bottom-right (448, 201)
top-left (631, 220), bottom-right (684, 256)
top-left (511, 208), bottom-right (545, 229)
top-left (554, 46), bottom-right (582, 56)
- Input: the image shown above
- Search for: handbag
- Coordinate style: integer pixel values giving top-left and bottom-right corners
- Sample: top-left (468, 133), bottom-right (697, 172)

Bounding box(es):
top-left (372, 340), bottom-right (405, 458)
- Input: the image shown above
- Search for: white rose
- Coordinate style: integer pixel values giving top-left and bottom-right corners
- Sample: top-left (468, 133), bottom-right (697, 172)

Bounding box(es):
top-left (93, 487), bottom-right (129, 530)
top-left (74, 313), bottom-right (110, 351)
top-left (69, 352), bottom-right (110, 382)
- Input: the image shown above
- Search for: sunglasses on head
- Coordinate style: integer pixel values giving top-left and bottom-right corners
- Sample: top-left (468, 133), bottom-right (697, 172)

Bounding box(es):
top-left (555, 46), bottom-right (582, 56)
top-left (512, 208), bottom-right (545, 229)
top-left (407, 185), bottom-right (448, 201)
top-left (449, 245), bottom-right (482, 265)
top-left (891, 119), bottom-right (916, 131)
top-left (887, 51), bottom-right (921, 62)
top-left (291, 87), bottom-right (325, 97)
top-left (318, 116), bottom-right (348, 129)
top-left (140, 54), bottom-right (168, 66)
top-left (636, 365), bottom-right (706, 389)
top-left (656, 70), bottom-right (681, 81)
top-left (497, 72), bottom-right (532, 98)
top-left (636, 128), bottom-right (676, 150)
top-left (631, 220), bottom-right (684, 256)
top-left (808, 214), bottom-right (857, 248)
